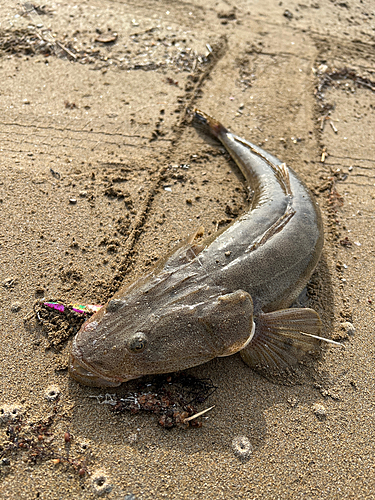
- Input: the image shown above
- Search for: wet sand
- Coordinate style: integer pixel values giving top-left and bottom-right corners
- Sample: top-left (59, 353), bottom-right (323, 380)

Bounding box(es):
top-left (1, 1), bottom-right (375, 498)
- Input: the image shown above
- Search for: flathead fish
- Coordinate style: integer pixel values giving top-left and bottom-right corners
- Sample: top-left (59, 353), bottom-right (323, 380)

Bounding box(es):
top-left (69, 109), bottom-right (339, 387)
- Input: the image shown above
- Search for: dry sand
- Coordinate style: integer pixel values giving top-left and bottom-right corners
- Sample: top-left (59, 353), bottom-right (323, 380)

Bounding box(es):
top-left (0, 0), bottom-right (375, 498)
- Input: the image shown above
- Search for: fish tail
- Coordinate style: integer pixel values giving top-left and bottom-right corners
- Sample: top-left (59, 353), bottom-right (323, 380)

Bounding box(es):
top-left (240, 308), bottom-right (342, 375)
top-left (193, 108), bottom-right (228, 138)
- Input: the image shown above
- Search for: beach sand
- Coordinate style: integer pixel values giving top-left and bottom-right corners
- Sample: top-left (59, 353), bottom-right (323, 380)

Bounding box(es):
top-left (1, 0), bottom-right (375, 498)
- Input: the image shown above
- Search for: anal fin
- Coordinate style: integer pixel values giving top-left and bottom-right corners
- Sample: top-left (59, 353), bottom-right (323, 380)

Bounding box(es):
top-left (240, 308), bottom-right (342, 374)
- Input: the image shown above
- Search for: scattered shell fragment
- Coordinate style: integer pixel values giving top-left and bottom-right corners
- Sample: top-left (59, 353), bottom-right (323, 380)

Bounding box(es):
top-left (95, 33), bottom-right (118, 44)
top-left (44, 384), bottom-right (61, 401)
top-left (11, 301), bottom-right (22, 312)
top-left (341, 321), bottom-right (355, 336)
top-left (79, 439), bottom-right (92, 451)
top-left (283, 9), bottom-right (293, 19)
top-left (91, 470), bottom-right (113, 496)
top-left (312, 403), bottom-right (327, 420)
top-left (2, 277), bottom-right (17, 288)
top-left (232, 435), bottom-right (253, 461)
top-left (128, 433), bottom-right (138, 444)
top-left (0, 404), bottom-right (24, 424)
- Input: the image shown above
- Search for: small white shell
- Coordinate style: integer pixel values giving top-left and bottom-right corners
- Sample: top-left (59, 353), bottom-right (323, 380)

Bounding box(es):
top-left (0, 404), bottom-right (24, 424)
top-left (91, 470), bottom-right (113, 496)
top-left (312, 402), bottom-right (327, 420)
top-left (232, 435), bottom-right (253, 461)
top-left (44, 385), bottom-right (61, 401)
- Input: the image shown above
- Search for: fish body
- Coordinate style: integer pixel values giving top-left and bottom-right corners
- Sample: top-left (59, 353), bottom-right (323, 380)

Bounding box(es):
top-left (69, 109), bottom-right (335, 387)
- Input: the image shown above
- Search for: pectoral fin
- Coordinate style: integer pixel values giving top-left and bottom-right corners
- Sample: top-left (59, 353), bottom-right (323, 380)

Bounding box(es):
top-left (240, 308), bottom-right (342, 373)
top-left (200, 290), bottom-right (254, 358)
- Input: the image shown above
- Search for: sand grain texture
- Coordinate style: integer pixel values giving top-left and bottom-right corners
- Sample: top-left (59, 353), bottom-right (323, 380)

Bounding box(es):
top-left (0, 0), bottom-right (374, 498)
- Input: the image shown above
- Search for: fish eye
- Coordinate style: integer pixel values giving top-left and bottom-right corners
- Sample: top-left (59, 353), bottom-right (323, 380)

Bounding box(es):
top-left (127, 332), bottom-right (148, 353)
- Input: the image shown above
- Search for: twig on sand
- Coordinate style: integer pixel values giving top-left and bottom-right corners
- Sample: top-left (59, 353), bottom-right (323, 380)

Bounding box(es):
top-left (183, 405), bottom-right (215, 423)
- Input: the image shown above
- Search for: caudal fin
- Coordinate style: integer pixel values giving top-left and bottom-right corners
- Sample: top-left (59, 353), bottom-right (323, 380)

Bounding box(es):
top-left (240, 308), bottom-right (342, 374)
top-left (193, 108), bottom-right (227, 139)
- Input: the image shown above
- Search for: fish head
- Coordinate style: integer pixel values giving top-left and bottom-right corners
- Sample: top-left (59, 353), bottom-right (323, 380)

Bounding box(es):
top-left (69, 269), bottom-right (254, 387)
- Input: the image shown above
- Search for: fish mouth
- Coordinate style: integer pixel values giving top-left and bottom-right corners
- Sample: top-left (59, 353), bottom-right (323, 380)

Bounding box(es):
top-left (69, 353), bottom-right (123, 387)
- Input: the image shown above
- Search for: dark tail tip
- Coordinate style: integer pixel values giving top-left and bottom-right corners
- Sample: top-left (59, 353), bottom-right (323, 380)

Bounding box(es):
top-left (192, 108), bottom-right (227, 138)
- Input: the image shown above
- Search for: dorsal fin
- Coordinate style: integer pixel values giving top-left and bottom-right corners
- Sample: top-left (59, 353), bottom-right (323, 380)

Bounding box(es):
top-left (274, 162), bottom-right (292, 197)
top-left (152, 227), bottom-right (206, 273)
top-left (185, 226), bottom-right (205, 244)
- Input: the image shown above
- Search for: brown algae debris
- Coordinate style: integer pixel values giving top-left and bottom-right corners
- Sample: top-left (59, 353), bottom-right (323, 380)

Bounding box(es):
top-left (90, 373), bottom-right (216, 428)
